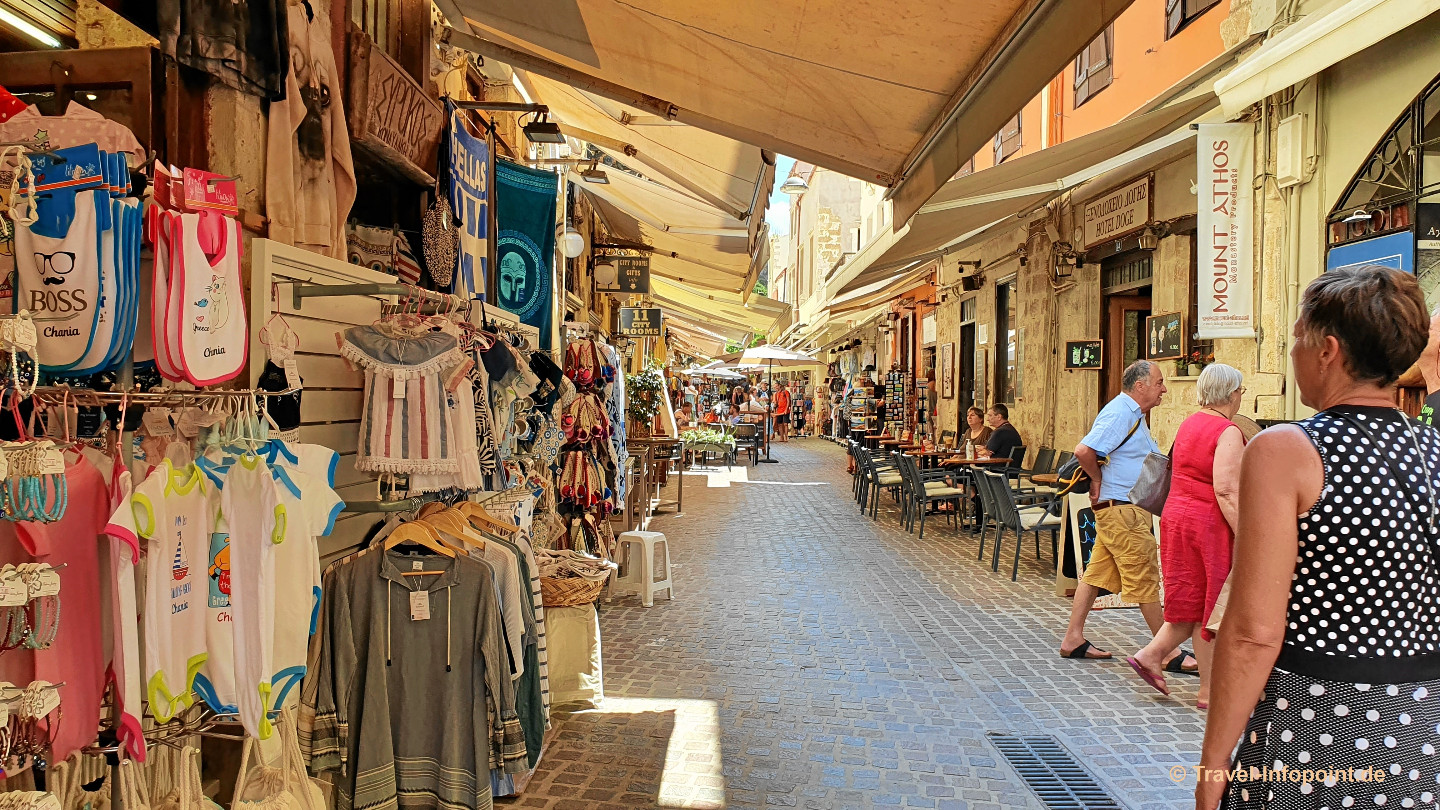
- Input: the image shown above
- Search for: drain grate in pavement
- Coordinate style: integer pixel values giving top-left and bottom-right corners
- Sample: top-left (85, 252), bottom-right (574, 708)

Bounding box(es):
top-left (988, 733), bottom-right (1124, 809)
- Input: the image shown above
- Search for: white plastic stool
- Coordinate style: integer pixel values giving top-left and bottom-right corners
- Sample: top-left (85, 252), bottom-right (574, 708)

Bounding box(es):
top-left (608, 530), bottom-right (674, 607)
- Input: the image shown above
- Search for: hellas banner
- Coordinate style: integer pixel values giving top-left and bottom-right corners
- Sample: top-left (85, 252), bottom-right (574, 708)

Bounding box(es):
top-left (1196, 123), bottom-right (1255, 339)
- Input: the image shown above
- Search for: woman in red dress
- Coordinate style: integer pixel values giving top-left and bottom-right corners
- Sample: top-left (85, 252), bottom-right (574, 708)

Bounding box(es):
top-left (1126, 363), bottom-right (1246, 709)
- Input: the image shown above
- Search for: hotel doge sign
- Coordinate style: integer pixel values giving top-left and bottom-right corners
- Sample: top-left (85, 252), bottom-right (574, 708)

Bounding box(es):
top-left (1083, 175), bottom-right (1152, 249)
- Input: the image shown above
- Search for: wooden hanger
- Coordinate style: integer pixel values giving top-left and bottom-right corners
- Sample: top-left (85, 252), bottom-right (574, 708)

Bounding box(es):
top-left (383, 521), bottom-right (457, 567)
top-left (455, 502), bottom-right (519, 536)
top-left (421, 508), bottom-right (485, 549)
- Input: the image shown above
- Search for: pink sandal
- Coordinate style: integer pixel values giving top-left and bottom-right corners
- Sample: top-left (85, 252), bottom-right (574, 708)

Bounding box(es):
top-left (1125, 657), bottom-right (1170, 696)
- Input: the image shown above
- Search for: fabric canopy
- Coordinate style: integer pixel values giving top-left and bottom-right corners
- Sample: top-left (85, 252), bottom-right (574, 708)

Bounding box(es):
top-left (572, 166), bottom-right (757, 294)
top-left (445, 0), bottom-right (1134, 222)
top-left (525, 72), bottom-right (775, 230)
top-left (831, 93), bottom-right (1217, 297)
top-left (649, 277), bottom-right (789, 342)
top-left (828, 264), bottom-right (933, 317)
top-left (737, 345), bottom-right (827, 372)
top-left (1214, 0), bottom-right (1440, 118)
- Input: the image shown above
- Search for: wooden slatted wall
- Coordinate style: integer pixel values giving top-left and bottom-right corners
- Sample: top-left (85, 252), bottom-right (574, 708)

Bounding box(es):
top-left (248, 239), bottom-right (392, 560)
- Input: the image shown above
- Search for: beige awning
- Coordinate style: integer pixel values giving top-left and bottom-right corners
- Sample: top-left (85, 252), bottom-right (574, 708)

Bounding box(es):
top-left (831, 93), bottom-right (1217, 297)
top-left (1214, 0), bottom-right (1440, 118)
top-left (442, 0), bottom-right (1134, 223)
top-left (828, 264), bottom-right (933, 317)
top-left (525, 72), bottom-right (775, 231)
top-left (576, 168), bottom-right (764, 295)
top-left (649, 277), bottom-right (790, 342)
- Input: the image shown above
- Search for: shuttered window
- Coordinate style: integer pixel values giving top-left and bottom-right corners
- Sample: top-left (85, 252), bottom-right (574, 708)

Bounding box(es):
top-left (1073, 26), bottom-right (1114, 108)
top-left (993, 114), bottom-right (1022, 164)
top-left (1166, 0), bottom-right (1221, 38)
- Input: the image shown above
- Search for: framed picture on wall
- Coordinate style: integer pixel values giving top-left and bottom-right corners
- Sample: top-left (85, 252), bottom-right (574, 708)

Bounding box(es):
top-left (940, 343), bottom-right (955, 398)
top-left (1145, 312), bottom-right (1184, 360)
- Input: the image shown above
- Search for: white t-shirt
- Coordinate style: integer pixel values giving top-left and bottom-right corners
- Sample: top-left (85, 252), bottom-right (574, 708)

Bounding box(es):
top-left (197, 448), bottom-right (341, 717)
top-left (222, 455), bottom-right (285, 740)
top-left (123, 461), bottom-right (212, 723)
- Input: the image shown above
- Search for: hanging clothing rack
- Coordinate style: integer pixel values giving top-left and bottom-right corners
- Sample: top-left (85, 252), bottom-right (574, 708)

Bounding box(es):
top-left (286, 281), bottom-right (468, 313)
top-left (341, 493), bottom-right (445, 513)
top-left (28, 386), bottom-right (258, 408)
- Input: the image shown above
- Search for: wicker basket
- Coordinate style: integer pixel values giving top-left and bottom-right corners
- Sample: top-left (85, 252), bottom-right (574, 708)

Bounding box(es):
top-left (541, 575), bottom-right (607, 607)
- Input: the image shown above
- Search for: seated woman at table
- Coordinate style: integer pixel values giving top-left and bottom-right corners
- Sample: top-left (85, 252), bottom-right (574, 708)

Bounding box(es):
top-left (676, 402), bottom-right (697, 428)
top-left (962, 407), bottom-right (992, 448)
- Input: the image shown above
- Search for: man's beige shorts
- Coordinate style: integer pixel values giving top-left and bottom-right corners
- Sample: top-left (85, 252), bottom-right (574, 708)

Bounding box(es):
top-left (1080, 503), bottom-right (1160, 604)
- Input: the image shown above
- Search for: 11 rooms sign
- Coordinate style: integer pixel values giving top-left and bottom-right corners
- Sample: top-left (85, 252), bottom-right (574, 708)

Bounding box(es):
top-left (1197, 123), bottom-right (1255, 339)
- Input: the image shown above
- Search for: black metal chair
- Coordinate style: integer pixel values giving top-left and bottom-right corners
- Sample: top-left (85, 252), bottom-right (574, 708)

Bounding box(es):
top-left (978, 470), bottom-right (1062, 581)
top-left (733, 423), bottom-right (762, 466)
top-left (1017, 447), bottom-right (1057, 494)
top-left (897, 454), bottom-right (965, 539)
top-left (857, 446), bottom-right (903, 520)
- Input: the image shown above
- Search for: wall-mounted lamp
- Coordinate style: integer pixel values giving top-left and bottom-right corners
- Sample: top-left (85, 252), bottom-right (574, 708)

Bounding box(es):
top-left (1016, 245), bottom-right (1028, 267)
top-left (557, 224), bottom-right (586, 258)
top-left (1137, 225), bottom-right (1160, 251)
top-left (579, 160), bottom-right (610, 184)
top-left (592, 258), bottom-right (618, 288)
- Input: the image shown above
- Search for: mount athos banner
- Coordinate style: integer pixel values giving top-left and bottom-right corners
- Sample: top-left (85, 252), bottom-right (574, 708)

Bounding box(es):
top-left (1196, 122), bottom-right (1255, 339)
top-left (494, 159), bottom-right (557, 349)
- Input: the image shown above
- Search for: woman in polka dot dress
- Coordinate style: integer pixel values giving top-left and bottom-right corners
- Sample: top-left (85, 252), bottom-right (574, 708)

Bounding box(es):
top-left (1199, 265), bottom-right (1440, 810)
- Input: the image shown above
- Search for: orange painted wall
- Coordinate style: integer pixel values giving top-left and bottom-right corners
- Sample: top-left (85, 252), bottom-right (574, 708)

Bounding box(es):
top-left (963, 0), bottom-right (1229, 173)
top-left (1062, 0), bottom-right (1231, 140)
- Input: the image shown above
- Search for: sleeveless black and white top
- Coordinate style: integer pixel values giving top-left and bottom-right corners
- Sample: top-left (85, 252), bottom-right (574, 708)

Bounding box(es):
top-left (1281, 406), bottom-right (1440, 682)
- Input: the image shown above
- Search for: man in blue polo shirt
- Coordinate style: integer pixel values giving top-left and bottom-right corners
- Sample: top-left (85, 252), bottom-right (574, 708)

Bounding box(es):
top-left (1060, 360), bottom-right (1168, 661)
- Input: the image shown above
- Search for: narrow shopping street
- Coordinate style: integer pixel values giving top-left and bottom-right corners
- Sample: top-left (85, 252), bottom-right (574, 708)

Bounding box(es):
top-left (514, 440), bottom-right (1202, 810)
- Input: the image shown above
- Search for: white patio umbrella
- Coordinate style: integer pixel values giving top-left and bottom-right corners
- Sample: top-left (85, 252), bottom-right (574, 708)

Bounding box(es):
top-left (736, 345), bottom-right (826, 463)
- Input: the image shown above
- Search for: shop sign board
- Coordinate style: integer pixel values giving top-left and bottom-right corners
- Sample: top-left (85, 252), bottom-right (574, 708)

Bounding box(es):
top-left (1083, 175), bottom-right (1151, 248)
top-left (1064, 340), bottom-right (1104, 369)
top-left (615, 256), bottom-right (650, 294)
top-left (1197, 123), bottom-right (1256, 338)
top-left (619, 307), bottom-right (663, 337)
top-left (346, 29), bottom-right (444, 187)
top-left (1419, 203), bottom-right (1440, 250)
top-left (1326, 230), bottom-right (1415, 272)
top-left (1416, 200), bottom-right (1440, 247)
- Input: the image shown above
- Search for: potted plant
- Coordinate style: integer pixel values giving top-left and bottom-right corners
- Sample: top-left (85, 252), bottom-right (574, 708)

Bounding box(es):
top-left (625, 364), bottom-right (666, 437)
top-left (1185, 350), bottom-right (1207, 377)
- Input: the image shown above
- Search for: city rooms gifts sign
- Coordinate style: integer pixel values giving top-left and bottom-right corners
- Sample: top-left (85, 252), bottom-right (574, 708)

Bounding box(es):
top-left (1197, 123), bottom-right (1256, 339)
top-left (1083, 175), bottom-right (1151, 248)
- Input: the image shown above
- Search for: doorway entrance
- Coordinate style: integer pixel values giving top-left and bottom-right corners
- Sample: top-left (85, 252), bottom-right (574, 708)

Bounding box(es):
top-left (1100, 250), bottom-right (1154, 404)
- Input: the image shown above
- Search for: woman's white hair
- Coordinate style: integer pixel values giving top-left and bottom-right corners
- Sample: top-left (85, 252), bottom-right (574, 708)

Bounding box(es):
top-left (1196, 363), bottom-right (1244, 407)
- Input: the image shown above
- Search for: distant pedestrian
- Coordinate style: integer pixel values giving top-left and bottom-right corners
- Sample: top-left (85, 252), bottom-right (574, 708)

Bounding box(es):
top-left (774, 382), bottom-right (792, 442)
top-left (1198, 266), bottom-right (1438, 810)
top-left (1060, 360), bottom-right (1171, 662)
top-left (1125, 363), bottom-right (1245, 708)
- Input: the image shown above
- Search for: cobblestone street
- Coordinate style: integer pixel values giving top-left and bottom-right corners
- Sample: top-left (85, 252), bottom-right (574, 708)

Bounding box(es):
top-left (508, 439), bottom-right (1206, 810)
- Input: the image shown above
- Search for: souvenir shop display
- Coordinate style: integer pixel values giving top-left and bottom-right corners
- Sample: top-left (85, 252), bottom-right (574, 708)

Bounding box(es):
top-left (345, 222), bottom-right (422, 285)
top-left (304, 495), bottom-right (553, 807)
top-left (147, 165), bottom-right (247, 387)
top-left (883, 371), bottom-right (902, 436)
top-left (5, 142), bottom-right (143, 377)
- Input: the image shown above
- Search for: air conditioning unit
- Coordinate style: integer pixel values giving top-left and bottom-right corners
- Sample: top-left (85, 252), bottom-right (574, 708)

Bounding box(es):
top-left (961, 275), bottom-right (985, 292)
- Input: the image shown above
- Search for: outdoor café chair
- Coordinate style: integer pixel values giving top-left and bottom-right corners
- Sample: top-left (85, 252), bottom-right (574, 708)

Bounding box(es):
top-left (978, 470), bottom-right (1062, 581)
top-left (897, 454), bottom-right (965, 539)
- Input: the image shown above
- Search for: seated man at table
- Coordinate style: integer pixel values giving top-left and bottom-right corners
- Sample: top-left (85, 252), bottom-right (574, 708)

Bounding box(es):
top-left (978, 403), bottom-right (1023, 462)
